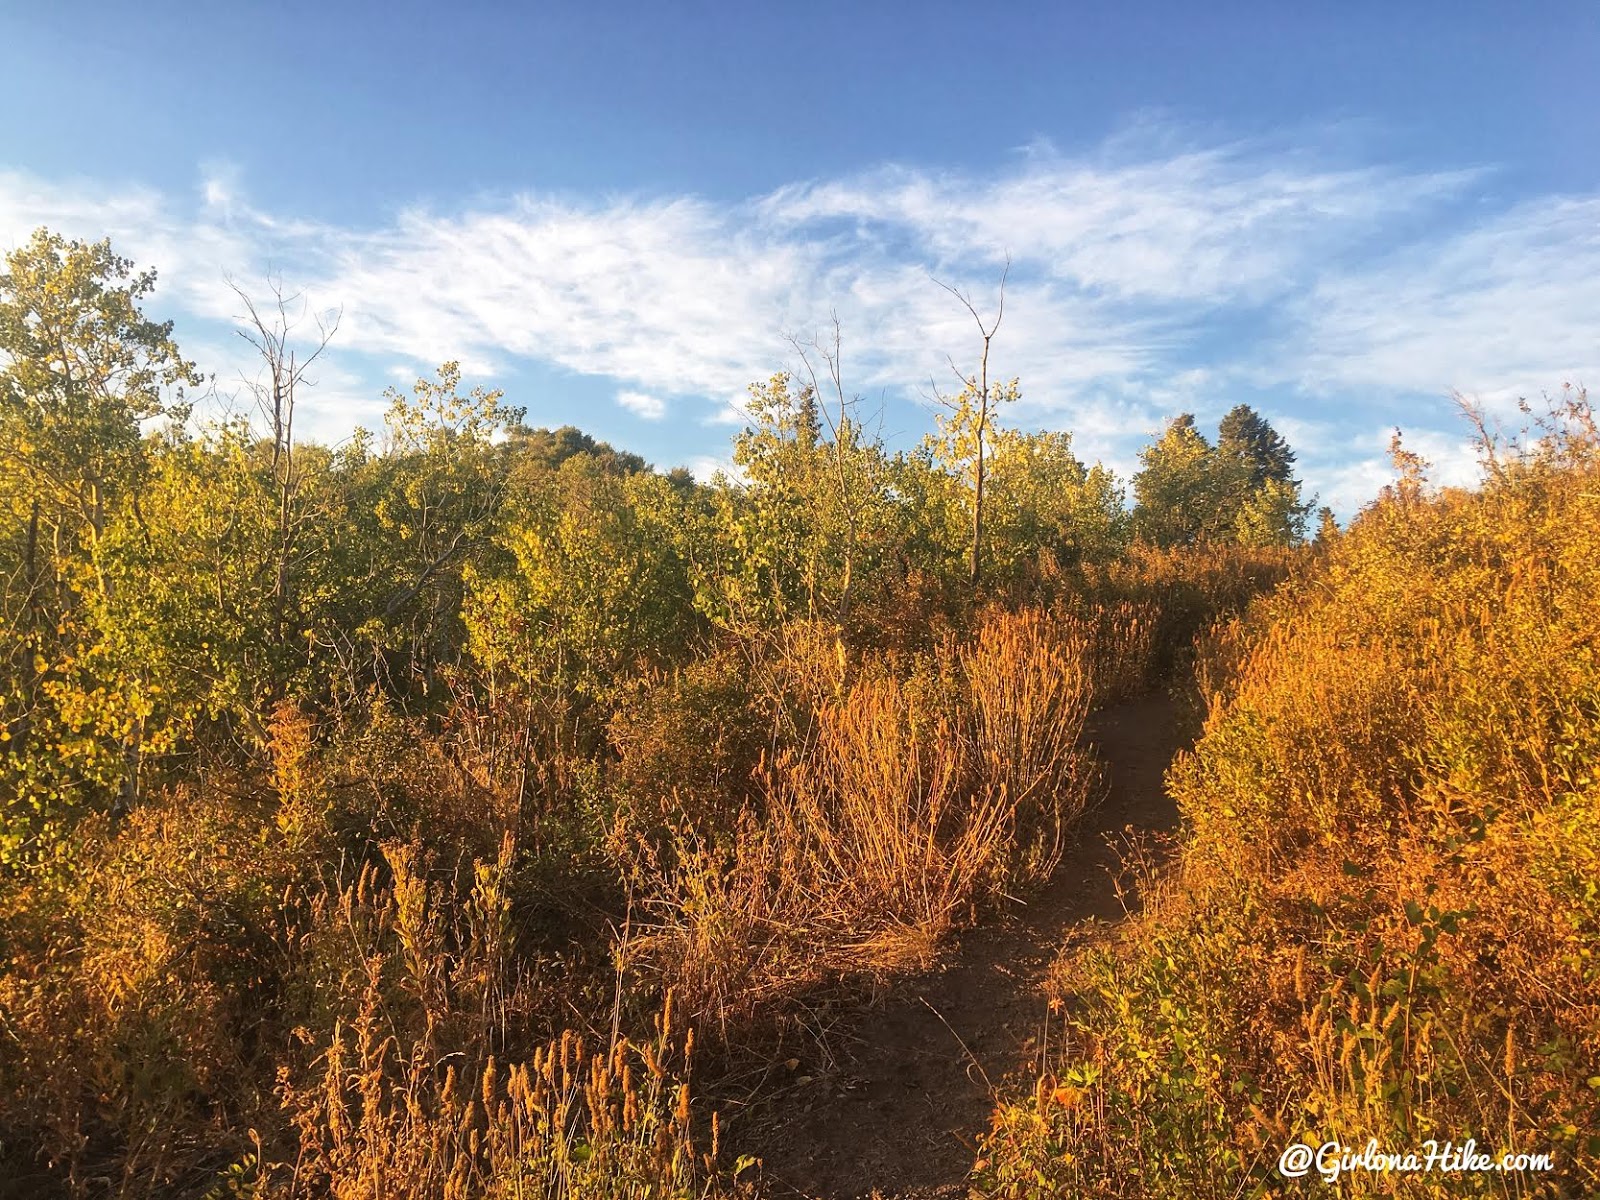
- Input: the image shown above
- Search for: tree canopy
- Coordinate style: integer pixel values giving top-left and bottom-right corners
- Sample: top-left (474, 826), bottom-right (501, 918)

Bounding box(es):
top-left (1132, 407), bottom-right (1309, 547)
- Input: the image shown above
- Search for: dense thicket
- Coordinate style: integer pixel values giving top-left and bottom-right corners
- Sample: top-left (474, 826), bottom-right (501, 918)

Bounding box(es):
top-left (0, 229), bottom-right (1324, 1197)
top-left (978, 394), bottom-right (1600, 1197)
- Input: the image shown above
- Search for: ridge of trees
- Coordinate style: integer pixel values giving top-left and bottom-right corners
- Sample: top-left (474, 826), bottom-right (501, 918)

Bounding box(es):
top-left (1, 227), bottom-right (1308, 857)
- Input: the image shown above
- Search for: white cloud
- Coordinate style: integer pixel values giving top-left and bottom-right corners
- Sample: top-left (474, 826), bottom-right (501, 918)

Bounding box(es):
top-left (1291, 194), bottom-right (1600, 408)
top-left (0, 169), bottom-right (167, 253)
top-left (682, 454), bottom-right (742, 484)
top-left (1305, 427), bottom-right (1484, 519)
top-left (0, 133), bottom-right (1592, 511)
top-left (616, 388), bottom-right (666, 420)
top-left (761, 148), bottom-right (1473, 303)
top-left (200, 161), bottom-right (244, 217)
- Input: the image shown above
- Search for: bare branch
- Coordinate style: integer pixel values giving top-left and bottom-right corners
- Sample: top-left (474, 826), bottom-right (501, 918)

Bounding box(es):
top-left (929, 256), bottom-right (1012, 591)
top-left (224, 274), bottom-right (343, 667)
top-left (929, 252), bottom-right (1010, 341)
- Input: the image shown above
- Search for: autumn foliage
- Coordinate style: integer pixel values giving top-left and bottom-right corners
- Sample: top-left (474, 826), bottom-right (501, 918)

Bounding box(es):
top-left (977, 392), bottom-right (1600, 1197)
top-left (8, 227), bottom-right (1591, 1200)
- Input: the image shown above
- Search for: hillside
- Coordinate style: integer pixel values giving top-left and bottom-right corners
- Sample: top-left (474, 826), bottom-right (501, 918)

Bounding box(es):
top-left (1, 230), bottom-right (1595, 1200)
top-left (977, 398), bottom-right (1600, 1198)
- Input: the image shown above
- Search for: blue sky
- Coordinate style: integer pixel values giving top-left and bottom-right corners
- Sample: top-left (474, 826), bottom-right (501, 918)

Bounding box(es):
top-left (3, 1), bottom-right (1597, 513)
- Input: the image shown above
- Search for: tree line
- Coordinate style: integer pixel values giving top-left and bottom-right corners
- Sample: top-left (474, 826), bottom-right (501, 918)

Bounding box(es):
top-left (1, 227), bottom-right (1310, 866)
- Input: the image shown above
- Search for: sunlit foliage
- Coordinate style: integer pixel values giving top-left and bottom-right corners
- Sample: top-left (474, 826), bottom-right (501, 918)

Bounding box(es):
top-left (16, 227), bottom-right (1567, 1199)
top-left (977, 390), bottom-right (1600, 1197)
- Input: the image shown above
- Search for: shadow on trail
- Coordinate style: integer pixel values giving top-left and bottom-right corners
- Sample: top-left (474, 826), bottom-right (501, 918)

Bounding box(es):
top-left (738, 691), bottom-right (1188, 1200)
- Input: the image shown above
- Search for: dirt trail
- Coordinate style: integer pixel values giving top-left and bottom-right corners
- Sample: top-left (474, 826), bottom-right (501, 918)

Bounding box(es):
top-left (740, 692), bottom-right (1186, 1199)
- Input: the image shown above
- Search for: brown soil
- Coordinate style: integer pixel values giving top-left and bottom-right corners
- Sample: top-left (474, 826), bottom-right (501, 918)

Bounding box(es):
top-left (736, 691), bottom-right (1186, 1199)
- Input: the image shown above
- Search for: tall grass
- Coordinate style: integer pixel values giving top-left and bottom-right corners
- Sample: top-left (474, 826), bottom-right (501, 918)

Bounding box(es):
top-left (624, 607), bottom-right (1101, 1035)
top-left (281, 987), bottom-right (721, 1200)
top-left (0, 600), bottom-right (1135, 1195)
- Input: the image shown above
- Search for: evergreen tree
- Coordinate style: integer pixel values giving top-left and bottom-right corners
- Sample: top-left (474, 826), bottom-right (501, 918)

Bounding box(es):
top-left (1314, 505), bottom-right (1340, 547)
top-left (1218, 404), bottom-right (1296, 490)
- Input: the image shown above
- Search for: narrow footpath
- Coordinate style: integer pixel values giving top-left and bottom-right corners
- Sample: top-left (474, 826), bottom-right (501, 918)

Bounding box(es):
top-left (742, 692), bottom-right (1187, 1199)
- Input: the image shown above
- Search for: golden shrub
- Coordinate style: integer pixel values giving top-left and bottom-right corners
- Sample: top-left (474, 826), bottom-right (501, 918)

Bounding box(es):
top-left (979, 397), bottom-right (1600, 1197)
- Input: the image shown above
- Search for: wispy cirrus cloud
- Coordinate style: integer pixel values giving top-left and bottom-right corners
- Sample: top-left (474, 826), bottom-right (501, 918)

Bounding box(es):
top-left (1291, 194), bottom-right (1600, 406)
top-left (761, 146), bottom-right (1476, 303)
top-left (3, 131), bottom-right (1596, 513)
